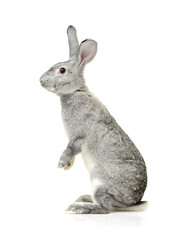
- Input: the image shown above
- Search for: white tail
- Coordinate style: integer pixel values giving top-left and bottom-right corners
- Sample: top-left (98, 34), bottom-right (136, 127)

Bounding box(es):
top-left (111, 201), bottom-right (148, 212)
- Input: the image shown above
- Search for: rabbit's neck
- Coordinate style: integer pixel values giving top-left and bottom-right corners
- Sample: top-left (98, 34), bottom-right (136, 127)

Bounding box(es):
top-left (59, 85), bottom-right (89, 106)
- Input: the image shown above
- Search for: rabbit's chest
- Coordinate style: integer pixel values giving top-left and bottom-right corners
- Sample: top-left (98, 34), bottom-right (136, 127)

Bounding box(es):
top-left (60, 92), bottom-right (93, 139)
top-left (61, 104), bottom-right (85, 138)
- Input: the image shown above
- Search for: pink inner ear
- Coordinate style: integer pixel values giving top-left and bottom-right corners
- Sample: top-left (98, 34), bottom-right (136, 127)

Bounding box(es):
top-left (80, 49), bottom-right (93, 64)
top-left (80, 50), bottom-right (88, 64)
top-left (79, 40), bottom-right (97, 65)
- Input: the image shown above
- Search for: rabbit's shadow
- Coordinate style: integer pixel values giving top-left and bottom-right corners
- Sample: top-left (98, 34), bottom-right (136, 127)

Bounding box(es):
top-left (64, 201), bottom-right (148, 228)
top-left (65, 211), bottom-right (147, 228)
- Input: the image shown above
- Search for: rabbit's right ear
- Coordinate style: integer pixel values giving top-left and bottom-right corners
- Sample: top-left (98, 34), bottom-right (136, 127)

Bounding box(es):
top-left (78, 39), bottom-right (97, 67)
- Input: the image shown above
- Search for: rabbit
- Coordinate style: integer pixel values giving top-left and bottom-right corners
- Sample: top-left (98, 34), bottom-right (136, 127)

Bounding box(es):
top-left (40, 26), bottom-right (147, 214)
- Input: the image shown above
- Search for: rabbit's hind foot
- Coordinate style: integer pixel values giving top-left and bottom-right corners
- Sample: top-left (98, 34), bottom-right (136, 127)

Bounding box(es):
top-left (64, 202), bottom-right (109, 214)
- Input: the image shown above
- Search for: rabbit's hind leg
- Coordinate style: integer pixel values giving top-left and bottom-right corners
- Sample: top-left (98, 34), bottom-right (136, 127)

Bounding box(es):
top-left (75, 194), bottom-right (93, 203)
top-left (65, 186), bottom-right (111, 214)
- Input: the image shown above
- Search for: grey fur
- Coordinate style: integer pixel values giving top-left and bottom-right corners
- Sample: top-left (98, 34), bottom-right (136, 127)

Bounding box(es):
top-left (75, 194), bottom-right (93, 203)
top-left (67, 25), bottom-right (79, 59)
top-left (40, 26), bottom-right (147, 214)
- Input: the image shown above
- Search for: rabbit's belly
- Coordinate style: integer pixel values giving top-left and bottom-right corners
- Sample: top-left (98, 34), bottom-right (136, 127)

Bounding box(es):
top-left (81, 149), bottom-right (96, 174)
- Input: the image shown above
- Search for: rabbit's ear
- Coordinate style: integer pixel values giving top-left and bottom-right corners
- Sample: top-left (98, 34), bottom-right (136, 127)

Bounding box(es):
top-left (67, 25), bottom-right (79, 59)
top-left (79, 39), bottom-right (97, 66)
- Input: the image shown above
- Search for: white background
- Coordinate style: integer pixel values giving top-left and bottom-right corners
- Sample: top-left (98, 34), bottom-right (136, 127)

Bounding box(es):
top-left (0, 0), bottom-right (180, 239)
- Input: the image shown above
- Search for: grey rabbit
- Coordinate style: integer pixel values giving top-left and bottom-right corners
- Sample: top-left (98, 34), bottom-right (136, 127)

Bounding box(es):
top-left (40, 26), bottom-right (147, 214)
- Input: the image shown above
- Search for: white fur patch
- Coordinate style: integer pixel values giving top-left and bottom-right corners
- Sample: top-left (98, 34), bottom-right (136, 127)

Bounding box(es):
top-left (92, 178), bottom-right (103, 193)
top-left (81, 150), bottom-right (95, 173)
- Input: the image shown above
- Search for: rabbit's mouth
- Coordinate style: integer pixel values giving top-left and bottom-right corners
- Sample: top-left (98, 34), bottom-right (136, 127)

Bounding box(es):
top-left (41, 81), bottom-right (56, 93)
top-left (41, 81), bottom-right (71, 93)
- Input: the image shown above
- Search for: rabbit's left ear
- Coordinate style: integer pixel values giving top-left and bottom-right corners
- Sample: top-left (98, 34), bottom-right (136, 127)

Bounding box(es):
top-left (67, 25), bottom-right (79, 59)
top-left (79, 39), bottom-right (97, 66)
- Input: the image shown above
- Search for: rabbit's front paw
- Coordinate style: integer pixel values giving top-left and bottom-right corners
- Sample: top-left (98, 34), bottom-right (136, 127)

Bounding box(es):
top-left (58, 150), bottom-right (74, 169)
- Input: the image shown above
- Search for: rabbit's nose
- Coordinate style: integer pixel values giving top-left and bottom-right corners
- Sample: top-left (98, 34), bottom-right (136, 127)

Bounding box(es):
top-left (40, 78), bottom-right (44, 86)
top-left (40, 72), bottom-right (47, 84)
top-left (40, 74), bottom-right (45, 82)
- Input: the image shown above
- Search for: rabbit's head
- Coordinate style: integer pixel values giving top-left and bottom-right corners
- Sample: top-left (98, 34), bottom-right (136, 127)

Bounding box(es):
top-left (40, 26), bottom-right (97, 95)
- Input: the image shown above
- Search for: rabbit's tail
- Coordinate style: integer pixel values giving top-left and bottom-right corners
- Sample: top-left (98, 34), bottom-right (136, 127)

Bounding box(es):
top-left (111, 201), bottom-right (148, 212)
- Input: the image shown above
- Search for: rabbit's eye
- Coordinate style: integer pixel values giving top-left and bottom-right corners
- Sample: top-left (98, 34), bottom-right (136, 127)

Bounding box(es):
top-left (60, 68), bottom-right (66, 74)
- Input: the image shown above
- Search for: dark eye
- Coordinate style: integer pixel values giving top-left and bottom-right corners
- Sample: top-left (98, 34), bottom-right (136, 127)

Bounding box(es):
top-left (60, 67), bottom-right (66, 74)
